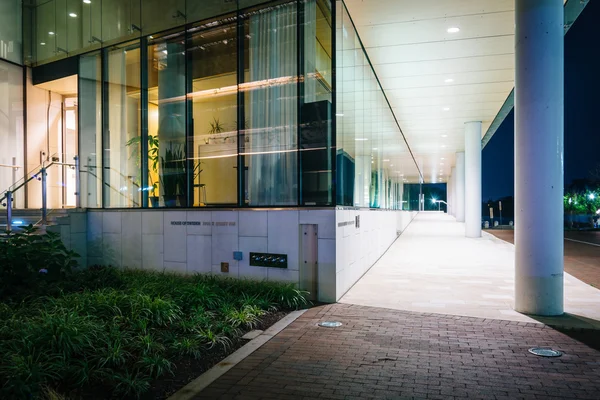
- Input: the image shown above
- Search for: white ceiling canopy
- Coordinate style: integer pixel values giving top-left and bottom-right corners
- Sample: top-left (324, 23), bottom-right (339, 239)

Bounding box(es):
top-left (343, 0), bottom-right (573, 184)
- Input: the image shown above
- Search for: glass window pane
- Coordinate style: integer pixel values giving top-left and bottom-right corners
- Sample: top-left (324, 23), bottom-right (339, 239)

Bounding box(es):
top-left (244, 1), bottom-right (298, 206)
top-left (300, 0), bottom-right (333, 205)
top-left (141, 0), bottom-right (185, 36)
top-left (35, 1), bottom-right (57, 63)
top-left (104, 42), bottom-right (141, 207)
top-left (186, 1), bottom-right (236, 24)
top-left (0, 60), bottom-right (24, 208)
top-left (102, 0), bottom-right (140, 44)
top-left (147, 33), bottom-right (187, 207)
top-left (0, 0), bottom-right (22, 64)
top-left (189, 19), bottom-right (238, 206)
top-left (79, 52), bottom-right (102, 208)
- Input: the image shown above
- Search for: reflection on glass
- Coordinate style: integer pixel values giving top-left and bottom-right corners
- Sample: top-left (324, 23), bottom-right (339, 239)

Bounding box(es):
top-left (148, 33), bottom-right (186, 207)
top-left (189, 19), bottom-right (238, 206)
top-left (300, 0), bottom-right (333, 205)
top-left (335, 0), bottom-right (420, 209)
top-left (79, 52), bottom-right (102, 208)
top-left (0, 0), bottom-right (23, 64)
top-left (0, 60), bottom-right (24, 208)
top-left (104, 42), bottom-right (141, 207)
top-left (245, 1), bottom-right (298, 206)
top-left (141, 0), bottom-right (185, 36)
top-left (102, 0), bottom-right (140, 43)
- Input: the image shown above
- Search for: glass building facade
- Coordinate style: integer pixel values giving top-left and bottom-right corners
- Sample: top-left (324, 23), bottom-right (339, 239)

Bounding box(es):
top-left (10, 0), bottom-right (421, 211)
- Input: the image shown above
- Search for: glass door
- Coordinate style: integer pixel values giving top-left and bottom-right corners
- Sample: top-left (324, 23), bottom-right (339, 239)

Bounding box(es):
top-left (62, 97), bottom-right (78, 207)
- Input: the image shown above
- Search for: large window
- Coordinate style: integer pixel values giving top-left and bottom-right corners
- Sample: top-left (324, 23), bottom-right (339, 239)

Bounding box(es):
top-left (188, 19), bottom-right (238, 206)
top-left (245, 1), bottom-right (299, 206)
top-left (147, 32), bottom-right (187, 207)
top-left (79, 52), bottom-right (102, 208)
top-left (104, 41), bottom-right (141, 207)
top-left (0, 60), bottom-right (24, 208)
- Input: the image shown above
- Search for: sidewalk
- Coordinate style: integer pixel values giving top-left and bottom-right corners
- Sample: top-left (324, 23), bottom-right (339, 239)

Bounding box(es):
top-left (339, 212), bottom-right (600, 328)
top-left (196, 303), bottom-right (600, 399)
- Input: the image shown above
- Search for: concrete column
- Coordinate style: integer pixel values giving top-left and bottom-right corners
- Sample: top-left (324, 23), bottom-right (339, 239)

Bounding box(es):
top-left (515, 0), bottom-right (564, 316)
top-left (450, 167), bottom-right (456, 216)
top-left (465, 121), bottom-right (482, 238)
top-left (455, 152), bottom-right (465, 222)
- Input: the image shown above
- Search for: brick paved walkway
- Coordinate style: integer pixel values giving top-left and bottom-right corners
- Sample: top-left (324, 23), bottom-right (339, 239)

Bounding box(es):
top-left (196, 304), bottom-right (600, 399)
top-left (488, 230), bottom-right (600, 289)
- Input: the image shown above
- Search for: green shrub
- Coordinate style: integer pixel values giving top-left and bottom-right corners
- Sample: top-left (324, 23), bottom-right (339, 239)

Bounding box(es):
top-left (0, 225), bottom-right (79, 300)
top-left (0, 267), bottom-right (309, 399)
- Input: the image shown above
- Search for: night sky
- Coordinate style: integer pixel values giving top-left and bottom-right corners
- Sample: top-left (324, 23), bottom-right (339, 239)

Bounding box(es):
top-left (482, 0), bottom-right (600, 201)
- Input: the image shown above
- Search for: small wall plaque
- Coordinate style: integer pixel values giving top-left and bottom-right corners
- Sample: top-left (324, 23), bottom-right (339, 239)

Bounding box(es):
top-left (220, 262), bottom-right (229, 273)
top-left (250, 252), bottom-right (287, 268)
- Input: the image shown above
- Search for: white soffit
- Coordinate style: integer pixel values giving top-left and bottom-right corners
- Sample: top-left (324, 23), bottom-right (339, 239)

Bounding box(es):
top-left (344, 0), bottom-right (564, 183)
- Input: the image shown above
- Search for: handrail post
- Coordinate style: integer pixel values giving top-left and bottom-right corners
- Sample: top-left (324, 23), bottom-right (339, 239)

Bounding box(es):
top-left (6, 190), bottom-right (12, 232)
top-left (41, 167), bottom-right (47, 225)
top-left (74, 155), bottom-right (81, 208)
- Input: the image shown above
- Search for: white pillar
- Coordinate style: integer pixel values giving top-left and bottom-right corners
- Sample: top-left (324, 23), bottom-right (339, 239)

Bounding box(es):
top-left (447, 175), bottom-right (452, 215)
top-left (515, 0), bottom-right (564, 316)
top-left (455, 152), bottom-right (465, 222)
top-left (465, 121), bottom-right (482, 238)
top-left (450, 167), bottom-right (456, 217)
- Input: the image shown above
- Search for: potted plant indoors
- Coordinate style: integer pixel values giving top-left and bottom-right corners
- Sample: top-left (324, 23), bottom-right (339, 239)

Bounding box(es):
top-left (126, 134), bottom-right (160, 207)
top-left (160, 143), bottom-right (186, 207)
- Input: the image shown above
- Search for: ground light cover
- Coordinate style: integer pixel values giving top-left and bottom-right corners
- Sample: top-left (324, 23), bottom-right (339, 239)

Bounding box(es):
top-left (0, 227), bottom-right (309, 399)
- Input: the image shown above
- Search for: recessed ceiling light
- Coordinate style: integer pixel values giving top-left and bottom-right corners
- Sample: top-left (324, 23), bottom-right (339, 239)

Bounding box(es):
top-left (447, 27), bottom-right (460, 33)
top-left (162, 50), bottom-right (168, 54)
top-left (335, 113), bottom-right (344, 117)
top-left (372, 147), bottom-right (378, 150)
top-left (40, 42), bottom-right (46, 46)
top-left (443, 107), bottom-right (450, 111)
top-left (383, 159), bottom-right (390, 162)
top-left (444, 78), bottom-right (454, 83)
top-left (441, 158), bottom-right (445, 160)
top-left (83, 0), bottom-right (91, 3)
top-left (49, 31), bottom-right (55, 35)
top-left (441, 145), bottom-right (446, 148)
top-left (441, 134), bottom-right (448, 137)
top-left (69, 12), bottom-right (77, 17)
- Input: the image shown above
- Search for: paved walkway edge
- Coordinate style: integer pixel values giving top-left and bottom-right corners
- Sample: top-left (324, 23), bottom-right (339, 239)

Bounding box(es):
top-left (167, 309), bottom-right (308, 400)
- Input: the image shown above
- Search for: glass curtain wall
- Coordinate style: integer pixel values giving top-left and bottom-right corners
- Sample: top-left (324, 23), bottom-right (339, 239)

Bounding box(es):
top-left (76, 0), bottom-right (334, 208)
top-left (26, 0), bottom-right (289, 66)
top-left (335, 0), bottom-right (420, 210)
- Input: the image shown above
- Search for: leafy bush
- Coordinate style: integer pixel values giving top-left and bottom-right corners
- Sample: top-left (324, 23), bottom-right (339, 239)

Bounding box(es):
top-left (0, 226), bottom-right (79, 299)
top-left (0, 267), bottom-right (309, 399)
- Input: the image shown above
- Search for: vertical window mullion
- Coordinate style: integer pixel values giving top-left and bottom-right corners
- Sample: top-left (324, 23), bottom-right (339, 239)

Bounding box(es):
top-left (140, 36), bottom-right (149, 208)
top-left (101, 47), bottom-right (109, 208)
top-left (237, 12), bottom-right (246, 207)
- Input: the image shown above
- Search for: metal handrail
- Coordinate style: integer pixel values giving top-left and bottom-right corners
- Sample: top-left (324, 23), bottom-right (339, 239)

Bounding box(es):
top-left (1, 156), bottom-right (80, 231)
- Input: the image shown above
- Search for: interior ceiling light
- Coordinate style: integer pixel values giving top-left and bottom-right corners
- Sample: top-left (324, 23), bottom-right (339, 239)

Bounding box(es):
top-left (447, 27), bottom-right (460, 33)
top-left (335, 113), bottom-right (344, 116)
top-left (40, 42), bottom-right (46, 45)
top-left (69, 12), bottom-right (77, 17)
top-left (441, 134), bottom-right (448, 137)
top-left (443, 107), bottom-right (450, 111)
top-left (83, 0), bottom-right (91, 3)
top-left (444, 78), bottom-right (454, 83)
top-left (441, 145), bottom-right (446, 148)
top-left (355, 138), bottom-right (368, 141)
top-left (49, 31), bottom-right (55, 35)
top-left (383, 159), bottom-right (390, 162)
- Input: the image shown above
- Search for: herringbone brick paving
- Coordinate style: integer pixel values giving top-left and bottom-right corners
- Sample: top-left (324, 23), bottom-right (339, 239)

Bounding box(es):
top-left (196, 303), bottom-right (600, 400)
